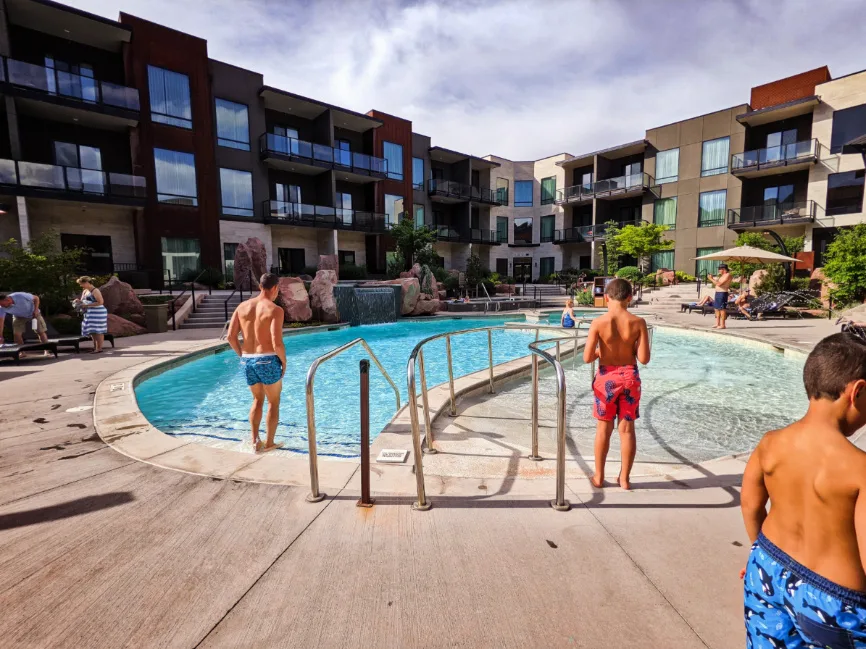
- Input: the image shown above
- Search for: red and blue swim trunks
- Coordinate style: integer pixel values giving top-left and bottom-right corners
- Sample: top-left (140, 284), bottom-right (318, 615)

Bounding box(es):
top-left (592, 365), bottom-right (641, 422)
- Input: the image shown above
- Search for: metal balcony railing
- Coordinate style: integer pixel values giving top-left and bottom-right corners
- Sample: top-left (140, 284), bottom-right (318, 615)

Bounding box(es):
top-left (430, 224), bottom-right (468, 242)
top-left (264, 200), bottom-right (390, 232)
top-left (556, 173), bottom-right (652, 204)
top-left (0, 159), bottom-right (146, 199)
top-left (469, 229), bottom-right (500, 244)
top-left (727, 200), bottom-right (816, 229)
top-left (427, 179), bottom-right (501, 204)
top-left (259, 133), bottom-right (388, 177)
top-left (731, 139), bottom-right (820, 173)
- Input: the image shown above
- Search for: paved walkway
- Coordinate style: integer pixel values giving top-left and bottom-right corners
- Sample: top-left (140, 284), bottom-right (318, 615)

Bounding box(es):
top-left (0, 313), bottom-right (845, 648)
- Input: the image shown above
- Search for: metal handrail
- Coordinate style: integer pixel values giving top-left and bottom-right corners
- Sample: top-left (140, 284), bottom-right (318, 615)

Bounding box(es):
top-left (305, 338), bottom-right (401, 503)
top-left (224, 269), bottom-right (256, 322)
top-left (168, 267), bottom-right (211, 331)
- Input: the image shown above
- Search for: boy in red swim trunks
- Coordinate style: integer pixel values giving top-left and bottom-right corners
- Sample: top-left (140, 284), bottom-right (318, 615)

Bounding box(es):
top-left (583, 278), bottom-right (651, 490)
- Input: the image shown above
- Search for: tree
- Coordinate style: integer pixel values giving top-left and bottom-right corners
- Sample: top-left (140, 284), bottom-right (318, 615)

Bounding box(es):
top-left (734, 232), bottom-right (804, 283)
top-left (601, 220), bottom-right (622, 275)
top-left (822, 223), bottom-right (866, 305)
top-left (612, 222), bottom-right (673, 273)
top-left (0, 231), bottom-right (83, 314)
top-left (389, 216), bottom-right (436, 269)
top-left (465, 254), bottom-right (487, 288)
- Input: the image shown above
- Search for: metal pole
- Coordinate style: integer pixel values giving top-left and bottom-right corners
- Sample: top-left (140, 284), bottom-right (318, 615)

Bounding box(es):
top-left (191, 282), bottom-right (196, 313)
top-left (418, 349), bottom-right (436, 454)
top-left (550, 360), bottom-right (571, 511)
top-left (529, 353), bottom-right (542, 461)
top-left (445, 334), bottom-right (457, 416)
top-left (305, 366), bottom-right (326, 503)
top-left (170, 300), bottom-right (176, 331)
top-left (487, 329), bottom-right (495, 394)
top-left (407, 356), bottom-right (431, 511)
top-left (556, 340), bottom-right (561, 362)
top-left (357, 360), bottom-right (373, 507)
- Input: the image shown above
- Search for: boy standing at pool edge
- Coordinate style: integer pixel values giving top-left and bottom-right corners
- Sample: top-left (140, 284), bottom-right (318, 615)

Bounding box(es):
top-left (741, 333), bottom-right (866, 646)
top-left (583, 278), bottom-right (651, 490)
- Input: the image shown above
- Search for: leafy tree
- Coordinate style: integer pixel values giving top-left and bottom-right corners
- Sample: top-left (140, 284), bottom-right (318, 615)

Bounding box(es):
top-left (822, 223), bottom-right (866, 304)
top-left (0, 232), bottom-right (83, 314)
top-left (615, 266), bottom-right (643, 282)
top-left (465, 254), bottom-right (487, 288)
top-left (600, 220), bottom-right (622, 275)
top-left (389, 216), bottom-right (436, 269)
top-left (612, 222), bottom-right (673, 273)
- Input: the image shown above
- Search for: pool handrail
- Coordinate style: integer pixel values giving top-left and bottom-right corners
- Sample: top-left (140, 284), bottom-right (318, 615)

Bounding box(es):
top-left (305, 337), bottom-right (400, 503)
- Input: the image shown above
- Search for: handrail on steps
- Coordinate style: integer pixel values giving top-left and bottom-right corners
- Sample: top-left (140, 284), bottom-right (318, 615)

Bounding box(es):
top-left (224, 269), bottom-right (256, 322)
top-left (168, 267), bottom-right (212, 331)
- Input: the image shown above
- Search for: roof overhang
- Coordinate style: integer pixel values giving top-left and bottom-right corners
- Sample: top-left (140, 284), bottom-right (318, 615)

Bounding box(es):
top-left (5, 0), bottom-right (131, 52)
top-left (595, 139), bottom-right (647, 160)
top-left (557, 152), bottom-right (594, 169)
top-left (259, 87), bottom-right (382, 132)
top-left (429, 146), bottom-right (500, 168)
top-left (736, 96), bottom-right (821, 126)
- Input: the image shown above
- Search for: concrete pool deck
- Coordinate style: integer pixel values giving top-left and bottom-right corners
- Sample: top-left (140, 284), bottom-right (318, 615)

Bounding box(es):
top-left (0, 310), bottom-right (857, 648)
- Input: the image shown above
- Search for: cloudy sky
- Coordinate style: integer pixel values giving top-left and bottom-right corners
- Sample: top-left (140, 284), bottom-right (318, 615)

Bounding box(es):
top-left (66, 0), bottom-right (866, 161)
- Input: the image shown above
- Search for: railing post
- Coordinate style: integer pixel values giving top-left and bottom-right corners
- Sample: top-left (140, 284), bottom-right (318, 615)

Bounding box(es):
top-left (550, 361), bottom-right (571, 512)
top-left (487, 329), bottom-right (495, 394)
top-left (418, 348), bottom-right (436, 454)
top-left (191, 282), bottom-right (196, 313)
top-left (529, 353), bottom-right (542, 461)
top-left (170, 299), bottom-right (176, 331)
top-left (357, 359), bottom-right (373, 508)
top-left (556, 340), bottom-right (561, 362)
top-left (407, 355), bottom-right (431, 511)
top-left (305, 366), bottom-right (326, 503)
top-left (445, 334), bottom-right (457, 416)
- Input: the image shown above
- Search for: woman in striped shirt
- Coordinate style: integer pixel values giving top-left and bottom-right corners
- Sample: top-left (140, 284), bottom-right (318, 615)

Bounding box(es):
top-left (76, 276), bottom-right (108, 354)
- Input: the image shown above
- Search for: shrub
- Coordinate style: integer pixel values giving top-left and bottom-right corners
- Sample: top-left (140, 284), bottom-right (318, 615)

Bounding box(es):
top-left (443, 276), bottom-right (459, 292)
top-left (822, 223), bottom-right (866, 304)
top-left (185, 267), bottom-right (224, 287)
top-left (675, 270), bottom-right (696, 282)
top-left (0, 232), bottom-right (83, 315)
top-left (140, 295), bottom-right (175, 305)
top-left (89, 273), bottom-right (114, 288)
top-left (790, 276), bottom-right (811, 291)
top-left (47, 314), bottom-right (82, 336)
top-left (339, 264), bottom-right (368, 280)
top-left (386, 251), bottom-right (405, 280)
top-left (615, 266), bottom-right (643, 282)
top-left (754, 264), bottom-right (787, 296)
top-left (574, 288), bottom-right (593, 306)
top-left (501, 276), bottom-right (516, 285)
top-left (433, 266), bottom-right (450, 283)
top-left (465, 254), bottom-right (486, 287)
top-left (481, 280), bottom-right (496, 296)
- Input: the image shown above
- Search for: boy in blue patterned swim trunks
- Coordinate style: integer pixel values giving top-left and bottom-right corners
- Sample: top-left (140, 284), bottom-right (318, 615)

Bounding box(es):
top-left (741, 333), bottom-right (866, 647)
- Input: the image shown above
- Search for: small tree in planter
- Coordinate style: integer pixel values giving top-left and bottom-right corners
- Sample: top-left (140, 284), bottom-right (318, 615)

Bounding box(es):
top-left (613, 222), bottom-right (673, 274)
top-left (389, 216), bottom-right (436, 269)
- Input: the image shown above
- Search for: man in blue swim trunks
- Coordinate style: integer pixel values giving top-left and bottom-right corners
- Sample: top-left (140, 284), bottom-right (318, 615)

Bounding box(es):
top-left (740, 333), bottom-right (866, 647)
top-left (707, 263), bottom-right (733, 329)
top-left (227, 272), bottom-right (286, 453)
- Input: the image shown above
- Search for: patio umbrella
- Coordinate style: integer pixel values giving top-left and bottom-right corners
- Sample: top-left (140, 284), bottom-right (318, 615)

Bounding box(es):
top-left (694, 245), bottom-right (799, 287)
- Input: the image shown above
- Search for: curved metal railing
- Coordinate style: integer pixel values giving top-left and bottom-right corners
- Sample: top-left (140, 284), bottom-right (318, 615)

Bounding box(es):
top-left (305, 338), bottom-right (401, 502)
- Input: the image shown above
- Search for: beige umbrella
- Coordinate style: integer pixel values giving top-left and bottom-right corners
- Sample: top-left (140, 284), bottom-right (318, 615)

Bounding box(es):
top-left (694, 245), bottom-right (799, 288)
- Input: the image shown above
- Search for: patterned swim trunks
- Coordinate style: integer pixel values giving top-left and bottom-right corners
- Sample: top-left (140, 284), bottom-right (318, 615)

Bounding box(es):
top-left (592, 365), bottom-right (641, 422)
top-left (240, 354), bottom-right (283, 386)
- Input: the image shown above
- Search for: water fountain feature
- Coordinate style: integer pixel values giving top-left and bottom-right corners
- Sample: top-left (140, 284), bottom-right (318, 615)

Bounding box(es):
top-left (333, 285), bottom-right (402, 326)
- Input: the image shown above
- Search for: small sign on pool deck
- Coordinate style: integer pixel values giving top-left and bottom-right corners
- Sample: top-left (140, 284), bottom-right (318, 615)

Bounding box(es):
top-left (376, 449), bottom-right (409, 464)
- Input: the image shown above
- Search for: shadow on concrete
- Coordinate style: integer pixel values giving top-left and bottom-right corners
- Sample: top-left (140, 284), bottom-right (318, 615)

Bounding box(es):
top-left (0, 492), bottom-right (135, 530)
top-left (0, 370), bottom-right (41, 381)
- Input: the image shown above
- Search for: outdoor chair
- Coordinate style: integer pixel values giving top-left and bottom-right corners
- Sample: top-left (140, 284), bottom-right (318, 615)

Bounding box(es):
top-left (0, 341), bottom-right (59, 365)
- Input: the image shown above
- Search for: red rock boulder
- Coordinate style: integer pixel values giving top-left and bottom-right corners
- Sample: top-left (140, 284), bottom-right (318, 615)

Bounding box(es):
top-left (318, 255), bottom-right (339, 279)
top-left (106, 313), bottom-right (146, 337)
top-left (309, 270), bottom-right (339, 323)
top-left (98, 276), bottom-right (144, 317)
top-left (233, 237), bottom-right (268, 288)
top-left (277, 277), bottom-right (312, 322)
top-left (411, 294), bottom-right (440, 316)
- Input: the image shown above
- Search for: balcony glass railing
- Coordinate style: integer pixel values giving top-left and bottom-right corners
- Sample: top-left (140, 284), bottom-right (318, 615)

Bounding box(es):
top-left (4, 58), bottom-right (140, 111)
top-left (259, 134), bottom-right (388, 177)
top-left (727, 200), bottom-right (815, 227)
top-left (265, 200), bottom-right (388, 232)
top-left (731, 139), bottom-right (819, 172)
top-left (556, 174), bottom-right (651, 203)
top-left (0, 159), bottom-right (146, 199)
top-left (495, 187), bottom-right (509, 206)
top-left (429, 224), bottom-right (468, 242)
top-left (469, 229), bottom-right (499, 244)
top-left (427, 179), bottom-right (501, 204)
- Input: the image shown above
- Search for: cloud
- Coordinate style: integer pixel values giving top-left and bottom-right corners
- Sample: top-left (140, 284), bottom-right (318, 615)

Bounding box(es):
top-left (64, 0), bottom-right (866, 160)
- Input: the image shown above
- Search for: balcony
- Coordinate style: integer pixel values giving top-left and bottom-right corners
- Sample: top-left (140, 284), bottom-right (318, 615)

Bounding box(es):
top-left (556, 173), bottom-right (655, 204)
top-left (554, 226), bottom-right (589, 244)
top-left (427, 179), bottom-right (502, 205)
top-left (469, 229), bottom-right (501, 245)
top-left (430, 224), bottom-right (469, 243)
top-left (2, 58), bottom-right (139, 129)
top-left (727, 200), bottom-right (816, 231)
top-left (259, 133), bottom-right (387, 182)
top-left (264, 200), bottom-right (390, 232)
top-left (0, 159), bottom-right (146, 206)
top-left (731, 139), bottom-right (820, 178)
top-left (555, 182), bottom-right (594, 206)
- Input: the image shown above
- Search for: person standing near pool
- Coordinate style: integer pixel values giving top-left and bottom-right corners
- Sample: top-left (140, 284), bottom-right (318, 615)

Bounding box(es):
top-left (75, 277), bottom-right (108, 354)
top-left (707, 263), bottom-right (733, 329)
top-left (227, 272), bottom-right (286, 453)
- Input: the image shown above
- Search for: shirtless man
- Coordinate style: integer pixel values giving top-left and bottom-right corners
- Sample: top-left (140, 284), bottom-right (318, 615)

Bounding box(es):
top-left (583, 278), bottom-right (651, 490)
top-left (741, 333), bottom-right (866, 646)
top-left (707, 263), bottom-right (733, 329)
top-left (227, 272), bottom-right (286, 453)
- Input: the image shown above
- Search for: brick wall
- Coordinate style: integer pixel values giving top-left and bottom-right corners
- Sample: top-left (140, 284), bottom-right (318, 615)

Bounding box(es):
top-left (750, 66), bottom-right (831, 110)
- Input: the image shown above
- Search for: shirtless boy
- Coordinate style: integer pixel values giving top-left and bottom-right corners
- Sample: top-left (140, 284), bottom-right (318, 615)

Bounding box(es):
top-left (741, 332), bottom-right (866, 647)
top-left (583, 279), bottom-right (651, 490)
top-left (227, 273), bottom-right (286, 453)
top-left (707, 263), bottom-right (733, 329)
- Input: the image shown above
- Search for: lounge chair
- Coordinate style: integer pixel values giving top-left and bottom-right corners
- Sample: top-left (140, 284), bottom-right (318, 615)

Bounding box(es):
top-left (741, 293), bottom-right (798, 320)
top-left (0, 341), bottom-right (59, 365)
top-left (842, 322), bottom-right (866, 342)
top-left (54, 334), bottom-right (115, 352)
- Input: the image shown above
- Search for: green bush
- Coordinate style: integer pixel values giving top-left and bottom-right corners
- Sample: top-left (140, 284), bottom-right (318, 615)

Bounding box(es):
top-left (615, 266), bottom-right (643, 282)
top-left (790, 276), bottom-right (811, 291)
top-left (675, 270), bottom-right (696, 282)
top-left (574, 288), bottom-right (593, 306)
top-left (822, 223), bottom-right (866, 304)
top-left (481, 280), bottom-right (496, 296)
top-left (339, 264), bottom-right (368, 280)
top-left (433, 266), bottom-right (450, 283)
top-left (0, 232), bottom-right (83, 315)
top-left (386, 251), bottom-right (405, 280)
top-left (47, 314), bottom-right (82, 335)
top-left (140, 295), bottom-right (175, 305)
top-left (443, 276), bottom-right (459, 292)
top-left (754, 264), bottom-right (787, 296)
top-left (187, 267), bottom-right (224, 287)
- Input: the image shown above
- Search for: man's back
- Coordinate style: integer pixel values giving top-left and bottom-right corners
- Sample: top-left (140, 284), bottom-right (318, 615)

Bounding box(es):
top-left (235, 296), bottom-right (280, 354)
top-left (593, 309), bottom-right (645, 366)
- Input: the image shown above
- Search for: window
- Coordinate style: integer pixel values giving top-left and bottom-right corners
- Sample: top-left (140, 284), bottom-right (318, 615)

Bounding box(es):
top-left (623, 161), bottom-right (642, 179)
top-left (514, 180), bottom-right (533, 207)
top-left (655, 148), bottom-right (679, 184)
top-left (218, 168), bottom-right (253, 217)
top-left (539, 257), bottom-right (555, 279)
top-left (496, 177), bottom-right (509, 205)
top-left (338, 250), bottom-right (356, 266)
top-left (154, 148), bottom-right (197, 205)
top-left (278, 248), bottom-right (305, 274)
top-left (384, 194), bottom-right (403, 226)
top-left (335, 192), bottom-right (352, 225)
top-left (383, 141), bottom-right (403, 180)
top-left (335, 139), bottom-right (351, 166)
top-left (162, 237), bottom-right (200, 279)
top-left (148, 66), bottom-right (192, 129)
top-left (541, 215), bottom-right (555, 242)
top-left (275, 183), bottom-right (301, 205)
top-left (496, 216), bottom-right (508, 243)
top-left (513, 217), bottom-right (533, 244)
top-left (765, 129), bottom-right (797, 163)
top-left (223, 243), bottom-right (238, 278)
top-left (826, 170), bottom-right (865, 216)
top-left (470, 206), bottom-right (479, 229)
top-left (695, 247), bottom-right (722, 278)
top-left (701, 137), bottom-right (729, 176)
top-left (496, 258), bottom-right (509, 276)
top-left (412, 157), bottom-right (424, 189)
top-left (653, 197), bottom-right (677, 227)
top-left (540, 176), bottom-right (556, 205)
top-left (45, 57), bottom-right (97, 101)
top-left (651, 251), bottom-right (674, 272)
top-left (271, 126), bottom-right (300, 155)
top-left (698, 190), bottom-right (726, 227)
top-left (830, 104), bottom-right (866, 154)
top-left (215, 99), bottom-right (249, 150)
top-left (578, 171), bottom-right (593, 191)
top-left (414, 203), bottom-right (424, 226)
top-left (54, 141), bottom-right (104, 193)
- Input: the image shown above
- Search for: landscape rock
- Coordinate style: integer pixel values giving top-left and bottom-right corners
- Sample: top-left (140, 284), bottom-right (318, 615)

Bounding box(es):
top-left (410, 263), bottom-right (423, 278)
top-left (318, 255), bottom-right (339, 278)
top-left (749, 269), bottom-right (768, 295)
top-left (277, 277), bottom-right (312, 322)
top-left (811, 268), bottom-right (836, 307)
top-left (309, 270), bottom-right (339, 323)
top-left (662, 270), bottom-right (676, 286)
top-left (411, 295), bottom-right (441, 316)
top-left (98, 276), bottom-right (144, 317)
top-left (106, 313), bottom-right (146, 337)
top-left (234, 237), bottom-right (268, 288)
top-left (495, 284), bottom-right (515, 295)
top-left (399, 271), bottom-right (413, 279)
top-left (127, 313), bottom-right (146, 327)
top-left (362, 278), bottom-right (420, 315)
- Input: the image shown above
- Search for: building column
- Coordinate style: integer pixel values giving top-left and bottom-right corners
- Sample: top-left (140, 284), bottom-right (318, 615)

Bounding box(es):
top-left (16, 196), bottom-right (30, 246)
top-left (803, 224), bottom-right (814, 252)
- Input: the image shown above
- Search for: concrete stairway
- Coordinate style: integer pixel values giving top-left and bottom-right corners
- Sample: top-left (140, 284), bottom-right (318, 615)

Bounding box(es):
top-left (640, 283), bottom-right (702, 310)
top-left (180, 294), bottom-right (248, 329)
top-left (518, 285), bottom-right (566, 298)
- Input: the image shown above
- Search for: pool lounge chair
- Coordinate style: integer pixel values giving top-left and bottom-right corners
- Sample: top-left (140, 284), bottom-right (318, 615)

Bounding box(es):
top-left (54, 334), bottom-right (116, 352)
top-left (741, 293), bottom-right (798, 320)
top-left (0, 341), bottom-right (59, 365)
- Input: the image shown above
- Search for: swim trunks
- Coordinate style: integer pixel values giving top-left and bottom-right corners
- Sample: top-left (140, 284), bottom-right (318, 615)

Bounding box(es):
top-left (713, 291), bottom-right (729, 310)
top-left (745, 532), bottom-right (866, 648)
top-left (592, 365), bottom-right (640, 422)
top-left (240, 354), bottom-right (283, 386)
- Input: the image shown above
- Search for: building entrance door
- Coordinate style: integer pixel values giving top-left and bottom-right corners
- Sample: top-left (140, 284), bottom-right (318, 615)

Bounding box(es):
top-left (513, 258), bottom-right (532, 283)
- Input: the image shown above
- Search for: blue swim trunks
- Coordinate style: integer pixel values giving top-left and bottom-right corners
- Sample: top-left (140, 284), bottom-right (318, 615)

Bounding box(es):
top-left (713, 291), bottom-right (729, 310)
top-left (745, 532), bottom-right (866, 648)
top-left (240, 354), bottom-right (283, 386)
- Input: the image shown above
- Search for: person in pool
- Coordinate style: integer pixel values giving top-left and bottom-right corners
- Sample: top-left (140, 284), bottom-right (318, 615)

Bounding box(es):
top-left (583, 278), bottom-right (651, 490)
top-left (740, 333), bottom-right (866, 647)
top-left (227, 272), bottom-right (286, 453)
top-left (561, 299), bottom-right (576, 328)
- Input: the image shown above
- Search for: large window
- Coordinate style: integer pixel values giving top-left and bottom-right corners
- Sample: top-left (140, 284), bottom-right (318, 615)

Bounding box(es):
top-left (215, 99), bottom-right (250, 150)
top-left (54, 141), bottom-right (103, 193)
top-left (148, 66), bottom-right (192, 129)
top-left (338, 250), bottom-right (356, 266)
top-left (701, 137), bottom-right (730, 177)
top-left (496, 177), bottom-right (509, 205)
top-left (698, 189), bottom-right (726, 227)
top-left (412, 157), bottom-right (424, 189)
top-left (514, 180), bottom-right (533, 207)
top-left (656, 148), bottom-right (679, 184)
top-left (223, 242), bottom-right (238, 279)
top-left (541, 215), bottom-right (555, 242)
top-left (154, 148), bottom-right (197, 205)
top-left (653, 197), bottom-right (677, 227)
top-left (383, 141), bottom-right (403, 180)
top-left (826, 170), bottom-right (866, 216)
top-left (219, 168), bottom-right (253, 217)
top-left (384, 194), bottom-right (403, 226)
top-left (496, 216), bottom-right (508, 243)
top-left (413, 203), bottom-right (424, 227)
top-left (651, 250), bottom-right (674, 272)
top-left (513, 217), bottom-right (533, 244)
top-left (830, 104), bottom-right (866, 154)
top-left (540, 176), bottom-right (556, 205)
top-left (539, 257), bottom-right (555, 278)
top-left (278, 248), bottom-right (305, 274)
top-left (162, 237), bottom-right (200, 279)
top-left (335, 192), bottom-right (352, 225)
top-left (695, 247), bottom-right (722, 278)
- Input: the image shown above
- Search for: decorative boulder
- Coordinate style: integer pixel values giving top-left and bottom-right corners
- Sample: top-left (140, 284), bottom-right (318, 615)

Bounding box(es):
top-left (98, 276), bottom-right (144, 317)
top-left (411, 295), bottom-right (441, 316)
top-left (234, 237), bottom-right (268, 288)
top-left (309, 270), bottom-right (339, 323)
top-left (360, 278), bottom-right (420, 315)
top-left (749, 269), bottom-right (768, 295)
top-left (811, 268), bottom-right (836, 307)
top-left (318, 255), bottom-right (339, 278)
top-left (399, 271), bottom-right (413, 279)
top-left (410, 263), bottom-right (423, 278)
top-left (662, 270), bottom-right (676, 286)
top-left (106, 313), bottom-right (146, 337)
top-left (277, 277), bottom-right (312, 322)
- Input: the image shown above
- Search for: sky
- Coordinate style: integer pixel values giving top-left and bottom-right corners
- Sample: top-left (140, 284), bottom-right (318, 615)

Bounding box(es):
top-left (64, 0), bottom-right (866, 161)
